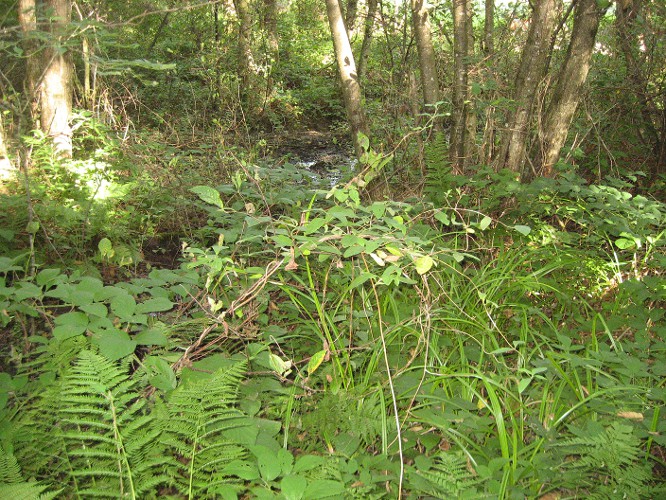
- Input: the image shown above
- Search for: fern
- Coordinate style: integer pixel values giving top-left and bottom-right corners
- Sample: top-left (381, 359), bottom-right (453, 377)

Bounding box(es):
top-left (157, 360), bottom-right (252, 499)
top-left (550, 421), bottom-right (655, 499)
top-left (410, 452), bottom-right (487, 499)
top-left (57, 350), bottom-right (167, 498)
top-left (0, 481), bottom-right (60, 500)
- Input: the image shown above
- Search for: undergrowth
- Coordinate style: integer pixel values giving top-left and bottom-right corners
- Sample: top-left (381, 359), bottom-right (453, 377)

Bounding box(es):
top-left (0, 145), bottom-right (664, 498)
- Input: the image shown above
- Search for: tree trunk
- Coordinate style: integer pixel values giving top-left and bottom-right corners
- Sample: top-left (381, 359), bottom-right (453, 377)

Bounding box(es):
top-left (496, 0), bottom-right (561, 177)
top-left (18, 0), bottom-right (39, 118)
top-left (450, 0), bottom-right (469, 172)
top-left (39, 0), bottom-right (74, 157)
top-left (615, 0), bottom-right (664, 174)
top-left (483, 0), bottom-right (494, 55)
top-left (411, 0), bottom-right (439, 120)
top-left (357, 0), bottom-right (377, 83)
top-left (344, 0), bottom-right (358, 34)
top-left (537, 0), bottom-right (604, 176)
top-left (325, 0), bottom-right (369, 158)
top-left (234, 0), bottom-right (257, 117)
top-left (0, 113), bottom-right (12, 181)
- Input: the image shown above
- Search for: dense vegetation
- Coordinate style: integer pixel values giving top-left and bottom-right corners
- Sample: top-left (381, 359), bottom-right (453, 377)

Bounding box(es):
top-left (0, 0), bottom-right (664, 498)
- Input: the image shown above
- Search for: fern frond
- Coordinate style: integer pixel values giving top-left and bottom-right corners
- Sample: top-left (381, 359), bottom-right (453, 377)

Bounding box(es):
top-left (57, 350), bottom-right (167, 499)
top-left (0, 448), bottom-right (23, 484)
top-left (159, 360), bottom-right (252, 498)
top-left (551, 421), bottom-right (652, 499)
top-left (412, 452), bottom-right (485, 499)
top-left (0, 481), bottom-right (60, 500)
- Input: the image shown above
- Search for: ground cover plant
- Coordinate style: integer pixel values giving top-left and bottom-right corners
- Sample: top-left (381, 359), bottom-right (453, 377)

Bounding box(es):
top-left (1, 0), bottom-right (665, 498)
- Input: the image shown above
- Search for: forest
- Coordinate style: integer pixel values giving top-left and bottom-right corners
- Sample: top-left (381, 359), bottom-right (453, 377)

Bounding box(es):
top-left (0, 0), bottom-right (664, 498)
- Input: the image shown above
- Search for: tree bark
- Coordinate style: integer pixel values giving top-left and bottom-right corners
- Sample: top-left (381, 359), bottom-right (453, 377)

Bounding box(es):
top-left (325, 0), bottom-right (369, 158)
top-left (39, 0), bottom-right (74, 157)
top-left (483, 0), bottom-right (494, 55)
top-left (234, 0), bottom-right (257, 117)
top-left (357, 0), bottom-right (377, 83)
top-left (495, 0), bottom-right (561, 177)
top-left (450, 0), bottom-right (469, 172)
top-left (411, 0), bottom-right (439, 119)
top-left (18, 0), bottom-right (39, 118)
top-left (537, 0), bottom-right (604, 176)
top-left (344, 0), bottom-right (358, 34)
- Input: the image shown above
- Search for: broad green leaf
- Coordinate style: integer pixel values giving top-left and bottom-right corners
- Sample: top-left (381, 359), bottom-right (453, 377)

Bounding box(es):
top-left (136, 297), bottom-right (174, 314)
top-left (53, 311), bottom-right (89, 340)
top-left (293, 455), bottom-right (326, 473)
top-left (281, 475), bottom-right (307, 500)
top-left (191, 185), bottom-right (224, 209)
top-left (434, 211), bottom-right (451, 226)
top-left (479, 216), bottom-right (492, 230)
top-left (304, 479), bottom-right (346, 499)
top-left (13, 282), bottom-right (42, 301)
top-left (94, 328), bottom-right (137, 361)
top-left (513, 225), bottom-right (531, 236)
top-left (269, 353), bottom-right (292, 376)
top-left (306, 350), bottom-right (326, 375)
top-left (414, 255), bottom-right (435, 275)
top-left (302, 217), bottom-right (327, 235)
top-left (98, 237), bottom-right (114, 258)
top-left (348, 272), bottom-right (375, 289)
top-left (110, 293), bottom-right (136, 319)
top-left (615, 237), bottom-right (636, 249)
top-left (135, 327), bottom-right (168, 346)
top-left (253, 445), bottom-right (282, 481)
top-left (79, 303), bottom-right (108, 318)
top-left (35, 268), bottom-right (62, 287)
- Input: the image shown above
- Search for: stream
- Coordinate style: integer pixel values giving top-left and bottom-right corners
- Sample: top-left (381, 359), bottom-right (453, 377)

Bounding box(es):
top-left (267, 131), bottom-right (356, 187)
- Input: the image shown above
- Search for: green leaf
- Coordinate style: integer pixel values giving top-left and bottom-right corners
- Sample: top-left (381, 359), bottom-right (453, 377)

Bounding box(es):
top-left (513, 225), bottom-right (532, 236)
top-left (281, 475), bottom-right (307, 500)
top-left (479, 216), bottom-right (492, 231)
top-left (254, 445), bottom-right (282, 481)
top-left (302, 217), bottom-right (327, 235)
top-left (306, 350), bottom-right (326, 375)
top-left (136, 297), bottom-right (174, 314)
top-left (79, 302), bottom-right (108, 318)
top-left (52, 311), bottom-right (89, 340)
top-left (615, 237), bottom-right (636, 250)
top-left (191, 185), bottom-right (224, 209)
top-left (98, 237), bottom-right (114, 258)
top-left (434, 211), bottom-right (451, 226)
top-left (110, 292), bottom-right (136, 320)
top-left (414, 255), bottom-right (435, 275)
top-left (145, 356), bottom-right (177, 391)
top-left (135, 327), bottom-right (168, 346)
top-left (36, 268), bottom-right (63, 287)
top-left (304, 479), bottom-right (346, 499)
top-left (94, 328), bottom-right (137, 361)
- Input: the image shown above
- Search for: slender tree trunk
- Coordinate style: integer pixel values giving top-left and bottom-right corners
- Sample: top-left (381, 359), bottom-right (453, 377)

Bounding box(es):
top-left (538, 0), bottom-right (604, 176)
top-left (234, 0), bottom-right (257, 117)
top-left (483, 0), bottom-right (494, 55)
top-left (357, 0), bottom-right (377, 83)
top-left (495, 0), bottom-right (561, 177)
top-left (0, 114), bottom-right (12, 181)
top-left (411, 0), bottom-right (440, 120)
top-left (325, 0), bottom-right (369, 158)
top-left (450, 0), bottom-right (469, 172)
top-left (344, 0), bottom-right (358, 34)
top-left (18, 0), bottom-right (39, 118)
top-left (615, 0), bottom-right (664, 173)
top-left (40, 0), bottom-right (74, 157)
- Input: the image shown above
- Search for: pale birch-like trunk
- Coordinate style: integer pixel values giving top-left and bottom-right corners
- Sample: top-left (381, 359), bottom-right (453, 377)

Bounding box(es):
top-left (483, 0), bottom-right (494, 55)
top-left (325, 0), bottom-right (369, 157)
top-left (39, 0), bottom-right (73, 157)
top-left (538, 0), bottom-right (604, 176)
top-left (450, 0), bottom-right (469, 172)
top-left (496, 0), bottom-right (561, 177)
